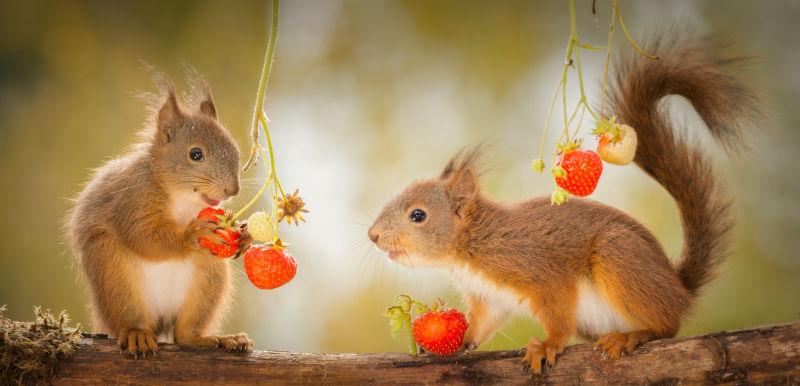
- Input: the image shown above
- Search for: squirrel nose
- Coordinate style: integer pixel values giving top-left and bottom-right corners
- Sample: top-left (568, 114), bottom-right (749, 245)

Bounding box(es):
top-left (224, 185), bottom-right (239, 197)
top-left (368, 227), bottom-right (379, 243)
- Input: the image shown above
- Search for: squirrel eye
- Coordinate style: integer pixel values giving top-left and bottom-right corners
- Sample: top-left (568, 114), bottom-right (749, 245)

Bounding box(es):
top-left (409, 209), bottom-right (427, 223)
top-left (189, 147), bottom-right (204, 162)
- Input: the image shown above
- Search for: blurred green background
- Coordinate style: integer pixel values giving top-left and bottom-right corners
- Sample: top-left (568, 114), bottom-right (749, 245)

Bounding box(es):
top-left (1, 0), bottom-right (798, 353)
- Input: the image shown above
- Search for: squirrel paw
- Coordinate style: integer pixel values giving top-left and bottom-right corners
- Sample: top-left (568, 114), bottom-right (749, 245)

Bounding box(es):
top-left (188, 218), bottom-right (224, 244)
top-left (118, 329), bottom-right (158, 359)
top-left (216, 333), bottom-right (254, 352)
top-left (522, 337), bottom-right (563, 374)
top-left (593, 331), bottom-right (654, 360)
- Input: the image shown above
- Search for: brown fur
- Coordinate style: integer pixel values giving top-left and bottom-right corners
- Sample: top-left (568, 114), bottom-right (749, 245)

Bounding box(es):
top-left (368, 32), bottom-right (758, 373)
top-left (67, 70), bottom-right (253, 357)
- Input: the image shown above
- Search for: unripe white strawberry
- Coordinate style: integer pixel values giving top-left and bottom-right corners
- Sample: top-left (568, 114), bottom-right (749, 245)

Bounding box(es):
top-left (247, 211), bottom-right (275, 242)
top-left (598, 123), bottom-right (637, 165)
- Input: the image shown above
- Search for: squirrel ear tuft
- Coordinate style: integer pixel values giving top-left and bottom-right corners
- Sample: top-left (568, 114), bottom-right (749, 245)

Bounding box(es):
top-left (156, 88), bottom-right (182, 144)
top-left (446, 167), bottom-right (478, 218)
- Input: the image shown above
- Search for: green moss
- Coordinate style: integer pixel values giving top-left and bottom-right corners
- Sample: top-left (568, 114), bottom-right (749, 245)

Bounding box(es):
top-left (1, 306), bottom-right (82, 385)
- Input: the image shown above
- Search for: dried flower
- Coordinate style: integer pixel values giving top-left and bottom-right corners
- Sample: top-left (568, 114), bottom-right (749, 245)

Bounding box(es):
top-left (277, 189), bottom-right (309, 225)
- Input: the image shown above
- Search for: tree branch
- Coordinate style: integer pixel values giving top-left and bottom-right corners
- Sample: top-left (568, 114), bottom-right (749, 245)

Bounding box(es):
top-left (54, 323), bottom-right (800, 384)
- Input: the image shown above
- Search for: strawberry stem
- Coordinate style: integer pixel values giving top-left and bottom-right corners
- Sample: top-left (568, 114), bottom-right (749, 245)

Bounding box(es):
top-left (242, 0), bottom-right (280, 172)
top-left (534, 0), bottom-right (656, 203)
top-left (230, 0), bottom-right (290, 243)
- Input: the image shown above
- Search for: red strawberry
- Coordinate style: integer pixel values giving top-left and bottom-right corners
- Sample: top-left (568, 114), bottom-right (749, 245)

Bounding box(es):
top-left (554, 149), bottom-right (603, 197)
top-left (411, 307), bottom-right (469, 356)
top-left (198, 228), bottom-right (241, 258)
top-left (197, 207), bottom-right (225, 222)
top-left (196, 207), bottom-right (241, 258)
top-left (243, 243), bottom-right (297, 289)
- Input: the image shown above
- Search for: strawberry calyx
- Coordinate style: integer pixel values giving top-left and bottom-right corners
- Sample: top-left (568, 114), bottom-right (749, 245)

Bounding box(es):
top-left (531, 158), bottom-right (546, 173)
top-left (592, 115), bottom-right (621, 142)
top-left (551, 164), bottom-right (567, 179)
top-left (268, 238), bottom-right (288, 250)
top-left (555, 139), bottom-right (582, 155)
top-left (551, 187), bottom-right (570, 205)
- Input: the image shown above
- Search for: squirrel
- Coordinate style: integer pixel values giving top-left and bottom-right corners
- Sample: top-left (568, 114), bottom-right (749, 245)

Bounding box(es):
top-left (67, 71), bottom-right (254, 357)
top-left (367, 34), bottom-right (759, 373)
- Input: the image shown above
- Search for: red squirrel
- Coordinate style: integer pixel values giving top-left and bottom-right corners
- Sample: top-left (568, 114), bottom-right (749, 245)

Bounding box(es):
top-left (368, 34), bottom-right (759, 372)
top-left (67, 72), bottom-right (253, 357)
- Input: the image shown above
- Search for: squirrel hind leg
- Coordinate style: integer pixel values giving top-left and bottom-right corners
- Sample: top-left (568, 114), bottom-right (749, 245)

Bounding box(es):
top-left (588, 223), bottom-right (691, 337)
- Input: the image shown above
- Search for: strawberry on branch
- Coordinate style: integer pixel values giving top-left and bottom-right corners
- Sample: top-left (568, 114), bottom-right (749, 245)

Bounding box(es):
top-left (384, 295), bottom-right (469, 356)
top-left (195, 0), bottom-right (305, 290)
top-left (532, 0), bottom-right (655, 205)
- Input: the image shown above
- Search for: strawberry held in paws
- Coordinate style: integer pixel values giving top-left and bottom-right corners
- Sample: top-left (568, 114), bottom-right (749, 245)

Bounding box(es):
top-left (196, 207), bottom-right (246, 258)
top-left (244, 242), bottom-right (297, 289)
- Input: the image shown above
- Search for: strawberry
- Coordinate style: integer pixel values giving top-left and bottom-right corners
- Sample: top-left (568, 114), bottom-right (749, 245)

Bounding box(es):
top-left (247, 211), bottom-right (275, 243)
top-left (243, 243), bottom-right (297, 289)
top-left (198, 228), bottom-right (241, 258)
top-left (196, 207), bottom-right (241, 258)
top-left (411, 306), bottom-right (469, 356)
top-left (554, 149), bottom-right (603, 197)
top-left (197, 207), bottom-right (225, 222)
top-left (597, 123), bottom-right (637, 165)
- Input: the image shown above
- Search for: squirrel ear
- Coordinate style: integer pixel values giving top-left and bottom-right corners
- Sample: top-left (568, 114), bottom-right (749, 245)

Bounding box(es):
top-left (198, 96), bottom-right (217, 119)
top-left (446, 167), bottom-right (478, 218)
top-left (156, 89), bottom-right (183, 144)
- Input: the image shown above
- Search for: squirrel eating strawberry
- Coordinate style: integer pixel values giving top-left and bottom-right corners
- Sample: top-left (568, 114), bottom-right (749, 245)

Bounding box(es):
top-left (67, 71), bottom-right (254, 357)
top-left (368, 34), bottom-right (760, 373)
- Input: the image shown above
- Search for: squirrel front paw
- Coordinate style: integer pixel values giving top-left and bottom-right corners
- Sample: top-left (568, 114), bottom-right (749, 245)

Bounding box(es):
top-left (187, 218), bottom-right (224, 247)
top-left (118, 329), bottom-right (158, 359)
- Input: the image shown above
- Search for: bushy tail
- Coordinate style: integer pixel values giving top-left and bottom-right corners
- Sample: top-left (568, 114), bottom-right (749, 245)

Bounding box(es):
top-left (606, 31), bottom-right (760, 295)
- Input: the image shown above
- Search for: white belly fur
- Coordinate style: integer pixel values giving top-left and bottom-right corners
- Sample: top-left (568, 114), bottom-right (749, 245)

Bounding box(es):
top-left (137, 259), bottom-right (195, 342)
top-left (575, 279), bottom-right (631, 337)
top-left (449, 264), bottom-right (531, 316)
top-left (449, 265), bottom-right (630, 337)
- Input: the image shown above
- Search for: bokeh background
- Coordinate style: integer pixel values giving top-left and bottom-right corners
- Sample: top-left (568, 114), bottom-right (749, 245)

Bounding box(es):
top-left (1, 0), bottom-right (798, 353)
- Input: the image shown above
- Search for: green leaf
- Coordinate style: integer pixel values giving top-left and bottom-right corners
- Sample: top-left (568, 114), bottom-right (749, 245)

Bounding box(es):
top-left (389, 318), bottom-right (404, 339)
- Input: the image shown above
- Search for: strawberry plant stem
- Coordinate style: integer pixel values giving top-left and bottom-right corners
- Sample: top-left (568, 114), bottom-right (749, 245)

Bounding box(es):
top-left (599, 1), bottom-right (617, 119)
top-left (243, 0), bottom-right (280, 172)
top-left (231, 0), bottom-right (285, 233)
top-left (534, 0), bottom-right (656, 173)
top-left (615, 0), bottom-right (658, 60)
top-left (407, 314), bottom-right (418, 356)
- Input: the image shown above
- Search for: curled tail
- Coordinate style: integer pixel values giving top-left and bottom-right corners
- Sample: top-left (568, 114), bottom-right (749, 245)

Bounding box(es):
top-left (606, 32), bottom-right (760, 295)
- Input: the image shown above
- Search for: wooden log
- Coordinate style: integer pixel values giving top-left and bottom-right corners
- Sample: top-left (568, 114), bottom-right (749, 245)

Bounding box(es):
top-left (54, 322), bottom-right (800, 385)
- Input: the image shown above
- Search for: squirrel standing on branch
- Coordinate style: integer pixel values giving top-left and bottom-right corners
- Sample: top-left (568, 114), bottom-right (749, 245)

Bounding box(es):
top-left (368, 34), bottom-right (759, 372)
top-left (67, 72), bottom-right (253, 357)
